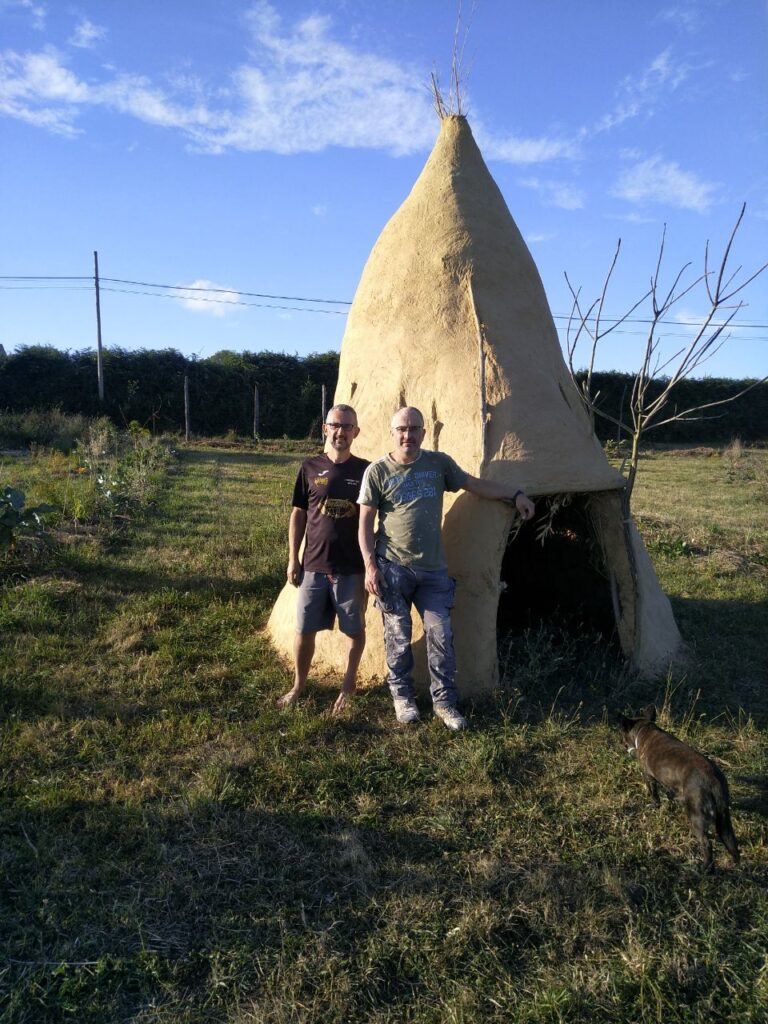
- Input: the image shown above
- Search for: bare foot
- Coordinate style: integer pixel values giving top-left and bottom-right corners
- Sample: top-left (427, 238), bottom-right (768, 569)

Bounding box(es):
top-left (276, 687), bottom-right (304, 709)
top-left (332, 688), bottom-right (355, 715)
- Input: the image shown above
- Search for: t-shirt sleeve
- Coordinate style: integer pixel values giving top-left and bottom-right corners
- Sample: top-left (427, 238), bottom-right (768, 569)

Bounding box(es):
top-left (291, 465), bottom-right (309, 510)
top-left (357, 462), bottom-right (381, 507)
top-left (441, 453), bottom-right (469, 492)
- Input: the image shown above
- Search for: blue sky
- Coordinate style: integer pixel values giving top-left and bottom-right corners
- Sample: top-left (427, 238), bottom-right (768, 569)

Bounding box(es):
top-left (1, 0), bottom-right (766, 379)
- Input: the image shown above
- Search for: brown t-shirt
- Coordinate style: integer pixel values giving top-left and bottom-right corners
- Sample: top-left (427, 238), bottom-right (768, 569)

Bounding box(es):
top-left (292, 453), bottom-right (369, 573)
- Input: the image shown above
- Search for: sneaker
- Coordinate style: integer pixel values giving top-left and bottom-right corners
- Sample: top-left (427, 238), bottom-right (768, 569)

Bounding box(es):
top-left (393, 698), bottom-right (421, 725)
top-left (434, 705), bottom-right (467, 731)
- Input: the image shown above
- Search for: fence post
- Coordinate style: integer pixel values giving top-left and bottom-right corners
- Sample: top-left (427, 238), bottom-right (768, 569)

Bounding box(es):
top-left (93, 250), bottom-right (105, 403)
top-left (184, 375), bottom-right (191, 441)
top-left (253, 383), bottom-right (260, 440)
top-left (618, 384), bottom-right (627, 443)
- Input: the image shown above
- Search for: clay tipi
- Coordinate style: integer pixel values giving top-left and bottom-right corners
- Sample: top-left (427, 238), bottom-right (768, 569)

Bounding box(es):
top-left (267, 115), bottom-right (682, 693)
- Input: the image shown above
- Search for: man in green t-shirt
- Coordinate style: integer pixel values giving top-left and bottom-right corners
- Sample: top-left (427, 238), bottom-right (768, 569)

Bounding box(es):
top-left (358, 406), bottom-right (535, 730)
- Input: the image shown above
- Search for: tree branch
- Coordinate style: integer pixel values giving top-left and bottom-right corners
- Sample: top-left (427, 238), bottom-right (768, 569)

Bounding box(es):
top-left (564, 203), bottom-right (766, 504)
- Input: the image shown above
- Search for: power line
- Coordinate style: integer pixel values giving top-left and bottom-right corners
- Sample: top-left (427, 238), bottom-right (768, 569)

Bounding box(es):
top-left (101, 277), bottom-right (353, 306)
top-left (0, 284), bottom-right (93, 291)
top-left (554, 329), bottom-right (766, 343)
top-left (1, 273), bottom-right (767, 332)
top-left (100, 286), bottom-right (347, 316)
top-left (551, 314), bottom-right (767, 330)
top-left (0, 274), bottom-right (352, 307)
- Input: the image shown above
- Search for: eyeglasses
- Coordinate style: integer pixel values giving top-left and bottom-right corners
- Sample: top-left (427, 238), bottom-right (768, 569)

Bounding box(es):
top-left (325, 422), bottom-right (356, 430)
top-left (393, 425), bottom-right (424, 434)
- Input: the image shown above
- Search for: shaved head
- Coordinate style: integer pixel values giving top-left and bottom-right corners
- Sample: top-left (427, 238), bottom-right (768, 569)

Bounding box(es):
top-left (390, 406), bottom-right (424, 430)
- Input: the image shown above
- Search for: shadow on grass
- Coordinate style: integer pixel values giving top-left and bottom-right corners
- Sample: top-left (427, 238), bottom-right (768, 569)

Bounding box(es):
top-left (732, 775), bottom-right (768, 818)
top-left (3, 783), bottom-right (767, 1022)
top-left (53, 549), bottom-right (282, 602)
top-left (490, 595), bottom-right (768, 728)
top-left (0, 799), bottom-right (477, 1017)
top-left (180, 449), bottom-right (305, 469)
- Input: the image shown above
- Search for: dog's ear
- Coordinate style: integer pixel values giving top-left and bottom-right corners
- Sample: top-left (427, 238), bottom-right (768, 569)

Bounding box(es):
top-left (640, 704), bottom-right (657, 722)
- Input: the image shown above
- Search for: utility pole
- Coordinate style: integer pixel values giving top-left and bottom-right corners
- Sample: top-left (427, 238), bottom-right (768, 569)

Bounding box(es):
top-left (93, 250), bottom-right (105, 403)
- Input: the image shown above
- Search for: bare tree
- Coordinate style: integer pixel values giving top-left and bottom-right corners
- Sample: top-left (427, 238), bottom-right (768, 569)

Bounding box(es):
top-left (566, 204), bottom-right (767, 503)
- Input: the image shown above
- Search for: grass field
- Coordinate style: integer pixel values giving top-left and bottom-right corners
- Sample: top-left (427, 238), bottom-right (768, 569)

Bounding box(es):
top-left (1, 442), bottom-right (767, 1023)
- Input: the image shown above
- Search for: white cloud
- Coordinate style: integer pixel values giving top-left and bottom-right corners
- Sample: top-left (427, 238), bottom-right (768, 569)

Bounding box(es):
top-left (612, 156), bottom-right (717, 213)
top-left (519, 176), bottom-right (585, 210)
top-left (176, 281), bottom-right (241, 317)
top-left (96, 73), bottom-right (213, 131)
top-left (588, 48), bottom-right (690, 137)
top-left (526, 232), bottom-right (554, 244)
top-left (14, 0), bottom-right (46, 31)
top-left (0, 2), bottom-right (573, 165)
top-left (69, 19), bottom-right (107, 50)
top-left (0, 46), bottom-right (214, 135)
top-left (0, 47), bottom-right (88, 134)
top-left (653, 5), bottom-right (702, 34)
top-left (205, 3), bottom-right (436, 156)
top-left (476, 125), bottom-right (578, 164)
top-left (671, 307), bottom-right (708, 330)
top-left (16, 47), bottom-right (88, 100)
top-left (607, 211), bottom-right (657, 224)
top-left (312, 204), bottom-right (327, 217)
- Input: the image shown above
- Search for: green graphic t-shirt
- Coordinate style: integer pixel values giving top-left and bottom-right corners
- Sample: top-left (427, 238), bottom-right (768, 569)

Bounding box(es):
top-left (358, 450), bottom-right (468, 571)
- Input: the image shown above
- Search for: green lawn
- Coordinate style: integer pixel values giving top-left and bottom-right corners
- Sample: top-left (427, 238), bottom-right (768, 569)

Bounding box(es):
top-left (1, 444), bottom-right (767, 1023)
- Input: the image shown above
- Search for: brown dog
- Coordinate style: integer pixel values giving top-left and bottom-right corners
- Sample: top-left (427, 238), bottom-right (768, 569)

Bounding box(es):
top-left (619, 704), bottom-right (740, 871)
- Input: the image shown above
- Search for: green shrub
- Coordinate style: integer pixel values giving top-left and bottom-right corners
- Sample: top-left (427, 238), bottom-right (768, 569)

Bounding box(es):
top-left (0, 486), bottom-right (55, 551)
top-left (0, 408), bottom-right (90, 451)
top-left (75, 419), bottom-right (174, 512)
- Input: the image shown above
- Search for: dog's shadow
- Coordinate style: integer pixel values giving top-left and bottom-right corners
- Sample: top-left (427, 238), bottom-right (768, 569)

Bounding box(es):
top-left (733, 775), bottom-right (768, 817)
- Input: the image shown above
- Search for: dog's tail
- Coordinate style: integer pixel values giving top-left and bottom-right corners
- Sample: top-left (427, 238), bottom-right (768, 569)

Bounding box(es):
top-left (714, 772), bottom-right (740, 865)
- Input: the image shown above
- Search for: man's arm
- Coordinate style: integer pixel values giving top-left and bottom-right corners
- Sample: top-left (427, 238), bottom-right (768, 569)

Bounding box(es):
top-left (462, 476), bottom-right (536, 521)
top-left (358, 504), bottom-right (383, 595)
top-left (287, 507), bottom-right (307, 586)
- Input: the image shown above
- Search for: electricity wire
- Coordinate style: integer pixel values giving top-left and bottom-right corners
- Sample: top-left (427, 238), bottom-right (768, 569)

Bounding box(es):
top-left (1, 274), bottom-right (766, 337)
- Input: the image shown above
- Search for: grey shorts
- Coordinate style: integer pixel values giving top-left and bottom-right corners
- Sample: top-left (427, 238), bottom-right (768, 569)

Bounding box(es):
top-left (296, 571), bottom-right (366, 635)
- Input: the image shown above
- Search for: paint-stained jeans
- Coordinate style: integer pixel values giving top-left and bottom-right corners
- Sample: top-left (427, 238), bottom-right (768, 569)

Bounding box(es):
top-left (374, 556), bottom-right (458, 707)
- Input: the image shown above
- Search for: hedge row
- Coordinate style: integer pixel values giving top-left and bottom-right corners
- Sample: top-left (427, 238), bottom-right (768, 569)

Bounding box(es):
top-left (1, 346), bottom-right (765, 442)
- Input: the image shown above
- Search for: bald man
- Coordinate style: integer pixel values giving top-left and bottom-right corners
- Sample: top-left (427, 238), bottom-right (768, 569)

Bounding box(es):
top-left (358, 406), bottom-right (535, 730)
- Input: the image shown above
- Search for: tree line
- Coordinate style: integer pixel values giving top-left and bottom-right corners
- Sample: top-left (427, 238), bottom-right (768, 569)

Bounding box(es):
top-left (0, 344), bottom-right (766, 442)
top-left (0, 346), bottom-right (338, 438)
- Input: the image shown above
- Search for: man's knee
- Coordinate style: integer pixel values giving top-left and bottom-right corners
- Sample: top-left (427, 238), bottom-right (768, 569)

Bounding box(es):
top-left (343, 629), bottom-right (366, 643)
top-left (384, 620), bottom-right (412, 666)
top-left (423, 606), bottom-right (453, 638)
top-left (426, 615), bottom-right (452, 639)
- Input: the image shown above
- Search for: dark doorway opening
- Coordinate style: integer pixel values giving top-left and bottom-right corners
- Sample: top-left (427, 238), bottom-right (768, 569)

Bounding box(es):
top-left (497, 494), bottom-right (617, 641)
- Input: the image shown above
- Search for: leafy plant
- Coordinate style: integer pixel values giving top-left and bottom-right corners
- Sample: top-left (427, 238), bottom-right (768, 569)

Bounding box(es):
top-left (0, 486), bottom-right (55, 551)
top-left (75, 419), bottom-right (173, 512)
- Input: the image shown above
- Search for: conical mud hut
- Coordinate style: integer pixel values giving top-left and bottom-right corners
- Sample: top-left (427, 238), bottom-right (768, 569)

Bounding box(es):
top-left (268, 114), bottom-right (682, 694)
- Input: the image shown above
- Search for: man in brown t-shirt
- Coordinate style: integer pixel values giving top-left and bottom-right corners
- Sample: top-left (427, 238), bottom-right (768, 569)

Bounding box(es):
top-left (276, 404), bottom-right (369, 713)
